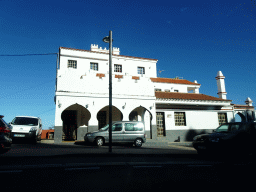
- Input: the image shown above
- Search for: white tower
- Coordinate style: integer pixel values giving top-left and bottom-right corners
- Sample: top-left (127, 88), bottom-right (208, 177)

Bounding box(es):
top-left (216, 71), bottom-right (227, 99)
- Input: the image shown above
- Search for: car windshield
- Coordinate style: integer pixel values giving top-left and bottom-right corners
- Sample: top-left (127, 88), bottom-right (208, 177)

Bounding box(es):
top-left (216, 123), bottom-right (243, 133)
top-left (100, 124), bottom-right (109, 131)
top-left (215, 124), bottom-right (229, 132)
top-left (1, 118), bottom-right (8, 126)
top-left (12, 117), bottom-right (38, 126)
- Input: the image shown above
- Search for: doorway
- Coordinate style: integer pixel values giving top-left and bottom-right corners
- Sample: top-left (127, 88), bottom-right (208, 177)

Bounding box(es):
top-left (61, 110), bottom-right (77, 140)
top-left (156, 112), bottom-right (166, 137)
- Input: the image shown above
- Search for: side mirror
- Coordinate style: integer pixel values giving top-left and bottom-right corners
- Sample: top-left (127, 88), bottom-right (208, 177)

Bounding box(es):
top-left (212, 129), bottom-right (216, 133)
top-left (9, 122), bottom-right (12, 125)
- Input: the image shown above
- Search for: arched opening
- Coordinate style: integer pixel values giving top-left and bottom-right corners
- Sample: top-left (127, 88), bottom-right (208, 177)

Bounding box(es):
top-left (235, 112), bottom-right (246, 122)
top-left (61, 104), bottom-right (91, 141)
top-left (97, 105), bottom-right (123, 129)
top-left (129, 106), bottom-right (153, 139)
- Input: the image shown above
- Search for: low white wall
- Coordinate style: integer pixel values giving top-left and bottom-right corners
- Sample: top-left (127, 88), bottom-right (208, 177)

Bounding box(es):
top-left (160, 110), bottom-right (234, 131)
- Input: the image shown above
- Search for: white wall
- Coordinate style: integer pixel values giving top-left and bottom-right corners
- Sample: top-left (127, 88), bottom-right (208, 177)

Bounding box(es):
top-left (57, 70), bottom-right (155, 97)
top-left (59, 48), bottom-right (157, 78)
top-left (153, 82), bottom-right (189, 93)
top-left (161, 110), bottom-right (234, 131)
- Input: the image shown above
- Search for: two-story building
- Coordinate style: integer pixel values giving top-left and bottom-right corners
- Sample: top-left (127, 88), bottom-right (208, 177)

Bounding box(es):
top-left (54, 44), bottom-right (255, 143)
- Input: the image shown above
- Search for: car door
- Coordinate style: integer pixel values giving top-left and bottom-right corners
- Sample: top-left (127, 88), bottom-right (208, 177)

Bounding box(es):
top-left (123, 123), bottom-right (137, 142)
top-left (111, 123), bottom-right (123, 142)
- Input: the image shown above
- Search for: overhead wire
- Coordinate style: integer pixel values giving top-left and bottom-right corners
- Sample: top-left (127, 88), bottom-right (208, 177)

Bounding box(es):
top-left (0, 53), bottom-right (58, 56)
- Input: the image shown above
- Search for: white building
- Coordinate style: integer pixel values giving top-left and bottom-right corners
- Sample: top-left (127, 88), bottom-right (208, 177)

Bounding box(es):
top-left (54, 45), bottom-right (255, 143)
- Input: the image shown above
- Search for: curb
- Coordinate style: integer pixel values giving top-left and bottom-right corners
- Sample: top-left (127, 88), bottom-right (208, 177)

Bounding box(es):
top-left (40, 140), bottom-right (193, 147)
top-left (168, 142), bottom-right (193, 147)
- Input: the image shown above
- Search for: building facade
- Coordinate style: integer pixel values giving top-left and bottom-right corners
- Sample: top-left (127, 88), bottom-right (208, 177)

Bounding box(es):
top-left (54, 45), bottom-right (255, 143)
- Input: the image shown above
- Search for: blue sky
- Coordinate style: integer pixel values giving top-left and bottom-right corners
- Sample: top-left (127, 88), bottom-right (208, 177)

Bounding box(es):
top-left (1, 0), bottom-right (255, 129)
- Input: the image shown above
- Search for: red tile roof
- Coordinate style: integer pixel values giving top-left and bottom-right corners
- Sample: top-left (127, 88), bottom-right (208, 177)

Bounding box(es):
top-left (60, 47), bottom-right (158, 61)
top-left (150, 78), bottom-right (200, 85)
top-left (155, 91), bottom-right (232, 101)
top-left (233, 104), bottom-right (254, 109)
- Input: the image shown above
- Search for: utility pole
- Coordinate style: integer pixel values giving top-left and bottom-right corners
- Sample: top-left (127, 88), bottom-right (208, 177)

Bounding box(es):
top-left (103, 31), bottom-right (113, 152)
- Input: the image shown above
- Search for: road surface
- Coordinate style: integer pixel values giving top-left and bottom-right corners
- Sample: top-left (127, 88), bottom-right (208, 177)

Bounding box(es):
top-left (0, 141), bottom-right (254, 191)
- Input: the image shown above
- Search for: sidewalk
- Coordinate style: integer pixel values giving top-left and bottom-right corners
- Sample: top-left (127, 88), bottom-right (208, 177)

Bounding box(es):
top-left (40, 139), bottom-right (193, 147)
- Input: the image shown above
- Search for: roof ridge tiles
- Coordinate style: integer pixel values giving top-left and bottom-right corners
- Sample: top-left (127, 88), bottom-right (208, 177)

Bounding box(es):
top-left (150, 77), bottom-right (201, 85)
top-left (155, 91), bottom-right (232, 102)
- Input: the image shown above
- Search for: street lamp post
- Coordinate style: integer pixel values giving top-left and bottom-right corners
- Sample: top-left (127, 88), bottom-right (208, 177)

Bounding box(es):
top-left (103, 31), bottom-right (113, 153)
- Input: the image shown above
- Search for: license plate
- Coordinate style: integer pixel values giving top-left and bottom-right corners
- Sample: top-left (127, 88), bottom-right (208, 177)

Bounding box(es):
top-left (14, 134), bottom-right (25, 137)
top-left (198, 146), bottom-right (206, 150)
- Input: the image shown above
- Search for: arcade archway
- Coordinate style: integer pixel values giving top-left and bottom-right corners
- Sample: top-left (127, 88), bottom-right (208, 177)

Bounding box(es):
top-left (235, 112), bottom-right (246, 122)
top-left (97, 105), bottom-right (123, 129)
top-left (129, 106), bottom-right (153, 139)
top-left (61, 104), bottom-right (91, 140)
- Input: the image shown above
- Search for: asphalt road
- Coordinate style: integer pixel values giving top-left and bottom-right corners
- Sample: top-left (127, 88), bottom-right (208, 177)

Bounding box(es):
top-left (0, 140), bottom-right (255, 191)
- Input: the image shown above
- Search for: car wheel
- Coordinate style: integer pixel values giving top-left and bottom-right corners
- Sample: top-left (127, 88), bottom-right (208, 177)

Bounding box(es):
top-left (95, 137), bottom-right (104, 147)
top-left (31, 137), bottom-right (37, 144)
top-left (37, 134), bottom-right (41, 141)
top-left (134, 138), bottom-right (142, 147)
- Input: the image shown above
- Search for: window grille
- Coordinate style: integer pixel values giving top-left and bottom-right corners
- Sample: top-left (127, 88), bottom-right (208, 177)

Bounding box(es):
top-left (218, 113), bottom-right (227, 125)
top-left (114, 64), bottom-right (122, 72)
top-left (137, 67), bottom-right (145, 74)
top-left (68, 60), bottom-right (77, 69)
top-left (174, 112), bottom-right (186, 126)
top-left (90, 63), bottom-right (98, 71)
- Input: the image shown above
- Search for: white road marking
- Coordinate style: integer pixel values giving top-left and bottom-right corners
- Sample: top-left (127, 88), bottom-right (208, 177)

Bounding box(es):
top-left (65, 167), bottom-right (100, 171)
top-left (133, 165), bottom-right (162, 168)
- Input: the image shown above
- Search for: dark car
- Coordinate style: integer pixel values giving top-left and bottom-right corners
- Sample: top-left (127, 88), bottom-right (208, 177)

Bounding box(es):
top-left (193, 122), bottom-right (256, 156)
top-left (0, 115), bottom-right (12, 154)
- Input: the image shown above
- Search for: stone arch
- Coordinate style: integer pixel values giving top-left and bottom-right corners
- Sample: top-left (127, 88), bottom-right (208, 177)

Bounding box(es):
top-left (96, 105), bottom-right (123, 129)
top-left (129, 106), bottom-right (153, 139)
top-left (61, 103), bottom-right (91, 141)
top-left (235, 112), bottom-right (246, 122)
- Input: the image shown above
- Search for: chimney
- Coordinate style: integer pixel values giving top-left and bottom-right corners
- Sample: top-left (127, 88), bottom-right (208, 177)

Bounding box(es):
top-left (245, 97), bottom-right (253, 106)
top-left (216, 71), bottom-right (227, 99)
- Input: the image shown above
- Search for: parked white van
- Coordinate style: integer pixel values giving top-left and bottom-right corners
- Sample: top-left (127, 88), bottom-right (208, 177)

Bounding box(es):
top-left (10, 116), bottom-right (42, 143)
top-left (84, 121), bottom-right (146, 147)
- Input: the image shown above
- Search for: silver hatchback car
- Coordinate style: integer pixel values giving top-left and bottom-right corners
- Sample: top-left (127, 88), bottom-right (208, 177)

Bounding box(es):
top-left (84, 121), bottom-right (146, 147)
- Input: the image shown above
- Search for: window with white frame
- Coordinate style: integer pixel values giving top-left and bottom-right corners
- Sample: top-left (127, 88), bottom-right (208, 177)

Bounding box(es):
top-left (90, 62), bottom-right (98, 71)
top-left (114, 64), bottom-right (122, 72)
top-left (137, 67), bottom-right (145, 74)
top-left (68, 60), bottom-right (77, 69)
top-left (218, 113), bottom-right (227, 125)
top-left (174, 112), bottom-right (186, 126)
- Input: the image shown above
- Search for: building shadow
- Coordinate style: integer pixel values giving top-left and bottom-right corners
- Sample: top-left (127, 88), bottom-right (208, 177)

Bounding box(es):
top-left (185, 129), bottom-right (207, 141)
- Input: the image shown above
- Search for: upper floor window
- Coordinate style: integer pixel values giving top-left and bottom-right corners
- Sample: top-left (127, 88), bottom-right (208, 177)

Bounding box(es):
top-left (90, 62), bottom-right (98, 71)
top-left (137, 67), bottom-right (145, 74)
top-left (68, 60), bottom-right (77, 69)
top-left (114, 64), bottom-right (122, 73)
